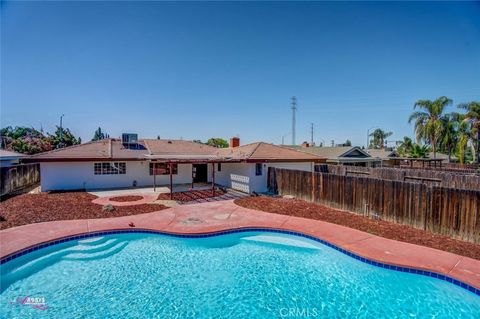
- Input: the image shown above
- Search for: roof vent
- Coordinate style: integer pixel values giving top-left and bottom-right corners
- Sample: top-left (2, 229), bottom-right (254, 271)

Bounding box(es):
top-left (122, 133), bottom-right (138, 145)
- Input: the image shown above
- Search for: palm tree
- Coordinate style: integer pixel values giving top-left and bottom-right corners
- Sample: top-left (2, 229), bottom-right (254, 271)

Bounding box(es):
top-left (457, 120), bottom-right (471, 164)
top-left (409, 144), bottom-right (430, 159)
top-left (408, 96), bottom-right (452, 158)
top-left (440, 114), bottom-right (459, 163)
top-left (458, 101), bottom-right (480, 164)
top-left (397, 136), bottom-right (413, 156)
top-left (369, 128), bottom-right (393, 149)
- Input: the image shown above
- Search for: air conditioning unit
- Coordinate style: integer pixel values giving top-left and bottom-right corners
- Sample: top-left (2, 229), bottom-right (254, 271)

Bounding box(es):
top-left (122, 133), bottom-right (138, 145)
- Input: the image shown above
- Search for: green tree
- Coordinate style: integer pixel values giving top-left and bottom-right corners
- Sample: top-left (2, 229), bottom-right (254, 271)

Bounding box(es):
top-left (456, 119), bottom-right (471, 164)
top-left (439, 113), bottom-right (459, 163)
top-left (206, 138), bottom-right (229, 148)
top-left (397, 136), bottom-right (413, 156)
top-left (408, 96), bottom-right (452, 158)
top-left (458, 101), bottom-right (480, 164)
top-left (92, 127), bottom-right (108, 141)
top-left (409, 144), bottom-right (430, 159)
top-left (0, 126), bottom-right (53, 154)
top-left (369, 129), bottom-right (392, 149)
top-left (49, 126), bottom-right (81, 149)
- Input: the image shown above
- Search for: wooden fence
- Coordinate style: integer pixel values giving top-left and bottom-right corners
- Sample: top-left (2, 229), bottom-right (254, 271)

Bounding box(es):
top-left (270, 168), bottom-right (480, 243)
top-left (0, 164), bottom-right (40, 198)
top-left (322, 165), bottom-right (479, 190)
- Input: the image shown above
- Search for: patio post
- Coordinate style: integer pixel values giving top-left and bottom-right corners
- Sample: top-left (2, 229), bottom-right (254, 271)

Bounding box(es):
top-left (153, 162), bottom-right (156, 192)
top-left (311, 162), bottom-right (315, 202)
top-left (169, 162), bottom-right (173, 200)
top-left (212, 162), bottom-right (215, 196)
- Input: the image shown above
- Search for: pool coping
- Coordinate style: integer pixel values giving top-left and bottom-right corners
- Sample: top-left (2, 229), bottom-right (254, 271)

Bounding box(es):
top-left (1, 200), bottom-right (479, 296)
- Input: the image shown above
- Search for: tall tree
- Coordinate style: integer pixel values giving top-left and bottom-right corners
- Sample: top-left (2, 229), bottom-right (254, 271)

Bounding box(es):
top-left (457, 119), bottom-right (471, 164)
top-left (369, 129), bottom-right (392, 149)
top-left (49, 126), bottom-right (81, 149)
top-left (440, 113), bottom-right (459, 163)
top-left (458, 101), bottom-right (480, 164)
top-left (92, 127), bottom-right (108, 141)
top-left (206, 138), bottom-right (229, 148)
top-left (408, 96), bottom-right (452, 158)
top-left (397, 136), bottom-right (413, 156)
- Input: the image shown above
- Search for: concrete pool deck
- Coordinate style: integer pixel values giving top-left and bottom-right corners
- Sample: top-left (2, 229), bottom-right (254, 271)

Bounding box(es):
top-left (1, 200), bottom-right (479, 291)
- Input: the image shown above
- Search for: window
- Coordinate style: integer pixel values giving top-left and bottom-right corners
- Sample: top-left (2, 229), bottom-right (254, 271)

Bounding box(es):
top-left (255, 163), bottom-right (263, 176)
top-left (94, 162), bottom-right (126, 175)
top-left (149, 163), bottom-right (178, 175)
top-left (217, 163), bottom-right (222, 172)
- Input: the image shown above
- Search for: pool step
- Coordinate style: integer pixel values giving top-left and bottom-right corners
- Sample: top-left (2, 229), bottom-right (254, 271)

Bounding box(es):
top-left (77, 236), bottom-right (108, 246)
top-left (1, 238), bottom-right (129, 292)
top-left (69, 239), bottom-right (119, 253)
top-left (241, 235), bottom-right (323, 250)
top-left (64, 241), bottom-right (128, 261)
top-left (3, 239), bottom-right (122, 282)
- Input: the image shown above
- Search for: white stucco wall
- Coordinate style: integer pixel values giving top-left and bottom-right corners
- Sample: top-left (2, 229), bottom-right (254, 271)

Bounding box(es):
top-left (215, 162), bottom-right (313, 193)
top-left (40, 161), bottom-right (313, 193)
top-left (40, 161), bottom-right (194, 191)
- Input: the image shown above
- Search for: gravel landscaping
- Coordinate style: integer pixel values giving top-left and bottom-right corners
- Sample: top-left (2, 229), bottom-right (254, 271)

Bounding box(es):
top-left (0, 192), bottom-right (168, 230)
top-left (234, 196), bottom-right (480, 260)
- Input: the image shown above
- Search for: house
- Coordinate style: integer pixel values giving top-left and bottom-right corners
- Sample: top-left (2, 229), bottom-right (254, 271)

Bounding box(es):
top-left (0, 149), bottom-right (26, 167)
top-left (365, 149), bottom-right (399, 166)
top-left (25, 135), bottom-right (325, 193)
top-left (287, 145), bottom-right (382, 167)
top-left (366, 149), bottom-right (453, 167)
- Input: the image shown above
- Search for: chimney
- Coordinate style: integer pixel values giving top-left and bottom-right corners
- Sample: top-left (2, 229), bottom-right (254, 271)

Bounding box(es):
top-left (230, 137), bottom-right (240, 148)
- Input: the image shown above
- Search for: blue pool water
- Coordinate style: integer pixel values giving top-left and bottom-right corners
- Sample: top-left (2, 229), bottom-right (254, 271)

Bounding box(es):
top-left (1, 231), bottom-right (479, 318)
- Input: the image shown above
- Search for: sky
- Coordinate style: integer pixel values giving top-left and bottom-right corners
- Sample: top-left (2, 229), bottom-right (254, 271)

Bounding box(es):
top-left (1, 1), bottom-right (480, 147)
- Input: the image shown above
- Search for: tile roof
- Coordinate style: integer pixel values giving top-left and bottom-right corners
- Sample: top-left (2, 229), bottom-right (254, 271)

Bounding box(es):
top-left (286, 146), bottom-right (372, 160)
top-left (366, 149), bottom-right (398, 159)
top-left (0, 149), bottom-right (26, 158)
top-left (220, 142), bottom-right (323, 162)
top-left (26, 139), bottom-right (325, 162)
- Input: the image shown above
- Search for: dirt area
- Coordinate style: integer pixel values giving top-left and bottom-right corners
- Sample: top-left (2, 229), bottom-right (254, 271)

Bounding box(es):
top-left (109, 195), bottom-right (144, 202)
top-left (234, 196), bottom-right (480, 260)
top-left (157, 189), bottom-right (226, 202)
top-left (0, 192), bottom-right (168, 230)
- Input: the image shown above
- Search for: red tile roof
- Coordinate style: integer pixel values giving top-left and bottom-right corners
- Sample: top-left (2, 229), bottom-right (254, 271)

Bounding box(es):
top-left (27, 139), bottom-right (325, 163)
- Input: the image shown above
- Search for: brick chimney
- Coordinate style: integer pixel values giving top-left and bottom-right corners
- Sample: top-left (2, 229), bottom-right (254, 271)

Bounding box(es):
top-left (230, 137), bottom-right (240, 148)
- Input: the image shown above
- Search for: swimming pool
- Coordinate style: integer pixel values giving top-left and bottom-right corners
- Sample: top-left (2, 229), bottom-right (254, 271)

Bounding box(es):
top-left (1, 230), bottom-right (479, 318)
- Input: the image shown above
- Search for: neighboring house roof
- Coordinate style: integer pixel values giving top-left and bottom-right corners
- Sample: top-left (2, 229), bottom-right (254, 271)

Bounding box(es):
top-left (366, 149), bottom-right (399, 159)
top-left (0, 149), bottom-right (26, 160)
top-left (286, 146), bottom-right (380, 163)
top-left (26, 139), bottom-right (325, 163)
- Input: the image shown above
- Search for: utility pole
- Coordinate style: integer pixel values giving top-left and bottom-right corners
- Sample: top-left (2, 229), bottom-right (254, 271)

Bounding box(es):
top-left (59, 114), bottom-right (65, 149)
top-left (291, 96), bottom-right (297, 145)
top-left (310, 123), bottom-right (314, 146)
